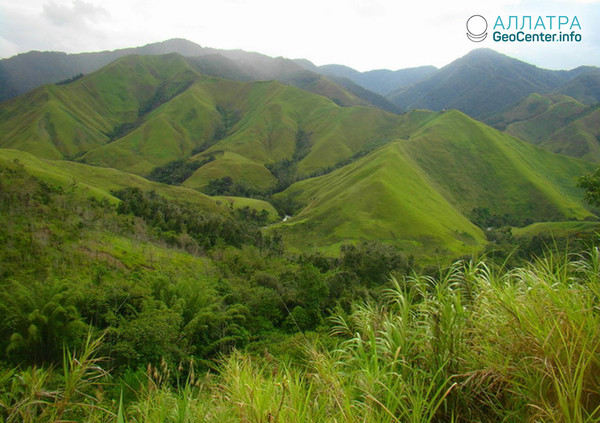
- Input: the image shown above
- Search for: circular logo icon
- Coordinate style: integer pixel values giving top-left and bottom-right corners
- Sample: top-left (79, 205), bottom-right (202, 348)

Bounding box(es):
top-left (466, 15), bottom-right (487, 42)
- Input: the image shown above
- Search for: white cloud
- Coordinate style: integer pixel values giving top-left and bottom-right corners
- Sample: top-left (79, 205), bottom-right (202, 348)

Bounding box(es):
top-left (0, 0), bottom-right (598, 70)
top-left (43, 0), bottom-right (109, 26)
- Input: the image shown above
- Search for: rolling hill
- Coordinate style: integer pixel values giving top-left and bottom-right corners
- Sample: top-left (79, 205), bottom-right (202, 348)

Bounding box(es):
top-left (0, 52), bottom-right (596, 256)
top-left (0, 147), bottom-right (278, 220)
top-left (273, 109), bottom-right (595, 253)
top-left (0, 53), bottom-right (400, 188)
top-left (0, 39), bottom-right (397, 113)
top-left (488, 93), bottom-right (600, 162)
top-left (553, 67), bottom-right (600, 105)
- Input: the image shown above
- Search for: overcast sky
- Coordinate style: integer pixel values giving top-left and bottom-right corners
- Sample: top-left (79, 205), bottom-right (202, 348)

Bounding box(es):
top-left (1, 0), bottom-right (599, 71)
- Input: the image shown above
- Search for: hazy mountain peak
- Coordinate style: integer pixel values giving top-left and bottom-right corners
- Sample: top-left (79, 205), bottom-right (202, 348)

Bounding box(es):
top-left (133, 38), bottom-right (204, 55)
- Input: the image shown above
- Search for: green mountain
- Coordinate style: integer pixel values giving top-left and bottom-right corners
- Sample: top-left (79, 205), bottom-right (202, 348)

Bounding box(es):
top-left (0, 39), bottom-right (204, 102)
top-left (299, 50), bottom-right (599, 121)
top-left (0, 53), bottom-right (201, 160)
top-left (553, 67), bottom-right (600, 105)
top-left (0, 54), bottom-right (399, 186)
top-left (388, 49), bottom-right (574, 119)
top-left (0, 39), bottom-right (397, 113)
top-left (0, 147), bottom-right (278, 219)
top-left (273, 109), bottom-right (594, 253)
top-left (0, 53), bottom-right (595, 256)
top-left (488, 93), bottom-right (600, 162)
top-left (320, 75), bottom-right (402, 113)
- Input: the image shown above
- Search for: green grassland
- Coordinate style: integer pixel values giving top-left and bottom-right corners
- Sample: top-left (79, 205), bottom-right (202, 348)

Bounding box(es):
top-left (0, 54), bottom-right (200, 160)
top-left (2, 50), bottom-right (600, 422)
top-left (80, 75), bottom-right (223, 175)
top-left (273, 109), bottom-right (595, 254)
top-left (0, 55), bottom-right (405, 191)
top-left (0, 53), bottom-right (597, 257)
top-left (0, 148), bottom-right (216, 206)
top-left (403, 110), bottom-right (594, 220)
top-left (503, 95), bottom-right (587, 142)
top-left (489, 93), bottom-right (600, 163)
top-left (275, 139), bottom-right (486, 255)
top-left (512, 220), bottom-right (600, 239)
top-left (0, 148), bottom-right (280, 223)
top-left (543, 107), bottom-right (600, 161)
top-left (183, 151), bottom-right (278, 192)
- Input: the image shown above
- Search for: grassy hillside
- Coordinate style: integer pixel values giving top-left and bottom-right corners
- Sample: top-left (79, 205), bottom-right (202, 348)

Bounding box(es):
top-left (275, 139), bottom-right (486, 255)
top-left (489, 94), bottom-right (600, 162)
top-left (512, 220), bottom-right (600, 239)
top-left (543, 106), bottom-right (600, 161)
top-left (0, 148), bottom-right (220, 208)
top-left (0, 148), bottom-right (278, 222)
top-left (0, 54), bottom-right (200, 160)
top-left (273, 110), bottom-right (595, 254)
top-left (81, 73), bottom-right (400, 188)
top-left (1, 39), bottom-right (393, 113)
top-left (0, 53), bottom-right (596, 257)
top-left (404, 110), bottom-right (594, 220)
top-left (554, 67), bottom-right (600, 104)
top-left (0, 54), bottom-right (400, 189)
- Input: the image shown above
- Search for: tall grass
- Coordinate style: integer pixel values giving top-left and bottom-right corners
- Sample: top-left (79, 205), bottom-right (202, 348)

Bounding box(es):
top-left (0, 333), bottom-right (110, 422)
top-left (2, 249), bottom-right (599, 422)
top-left (464, 251), bottom-right (600, 422)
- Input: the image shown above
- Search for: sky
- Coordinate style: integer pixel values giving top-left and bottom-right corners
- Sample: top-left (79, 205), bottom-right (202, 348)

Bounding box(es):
top-left (1, 0), bottom-right (599, 71)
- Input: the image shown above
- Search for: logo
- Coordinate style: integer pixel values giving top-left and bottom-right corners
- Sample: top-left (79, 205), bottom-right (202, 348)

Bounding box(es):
top-left (467, 15), bottom-right (488, 42)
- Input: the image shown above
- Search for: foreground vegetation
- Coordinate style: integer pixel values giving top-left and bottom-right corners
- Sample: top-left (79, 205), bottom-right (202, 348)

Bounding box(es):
top-left (2, 159), bottom-right (600, 422)
top-left (2, 251), bottom-right (600, 422)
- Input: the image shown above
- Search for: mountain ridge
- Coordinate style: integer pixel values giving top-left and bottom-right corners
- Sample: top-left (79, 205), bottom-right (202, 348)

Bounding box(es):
top-left (0, 39), bottom-right (399, 113)
top-left (0, 50), bottom-right (596, 256)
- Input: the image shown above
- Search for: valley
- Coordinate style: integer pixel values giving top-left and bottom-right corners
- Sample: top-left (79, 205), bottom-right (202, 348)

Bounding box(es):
top-left (1, 39), bottom-right (600, 422)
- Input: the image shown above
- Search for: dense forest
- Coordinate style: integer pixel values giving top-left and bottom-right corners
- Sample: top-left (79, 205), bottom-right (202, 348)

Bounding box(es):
top-left (1, 158), bottom-right (599, 421)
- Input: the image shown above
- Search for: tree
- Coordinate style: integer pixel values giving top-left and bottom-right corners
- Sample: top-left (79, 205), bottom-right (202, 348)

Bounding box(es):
top-left (578, 169), bottom-right (600, 208)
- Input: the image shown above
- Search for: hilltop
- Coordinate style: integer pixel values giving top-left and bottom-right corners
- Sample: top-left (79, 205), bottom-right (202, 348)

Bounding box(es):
top-left (0, 52), bottom-right (594, 256)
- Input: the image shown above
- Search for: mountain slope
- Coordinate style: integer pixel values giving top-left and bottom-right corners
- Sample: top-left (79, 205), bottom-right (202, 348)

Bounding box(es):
top-left (0, 39), bottom-right (205, 102)
top-left (0, 147), bottom-right (278, 219)
top-left (0, 53), bottom-right (595, 257)
top-left (0, 39), bottom-right (395, 113)
top-left (542, 107), bottom-right (600, 161)
top-left (180, 80), bottom-right (400, 191)
top-left (323, 75), bottom-right (402, 112)
top-left (0, 53), bottom-right (200, 160)
top-left (275, 136), bottom-right (487, 255)
top-left (488, 93), bottom-right (600, 162)
top-left (388, 49), bottom-right (571, 119)
top-left (274, 110), bottom-right (595, 253)
top-left (0, 54), bottom-right (401, 190)
top-left (554, 67), bottom-right (600, 104)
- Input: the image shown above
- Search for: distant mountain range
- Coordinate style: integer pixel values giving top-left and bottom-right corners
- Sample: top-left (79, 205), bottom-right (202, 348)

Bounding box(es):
top-left (300, 48), bottom-right (600, 165)
top-left (293, 60), bottom-right (438, 96)
top-left (0, 50), bottom-right (595, 255)
top-left (0, 38), bottom-right (398, 113)
top-left (4, 40), bottom-right (599, 121)
top-left (387, 49), bottom-right (600, 119)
